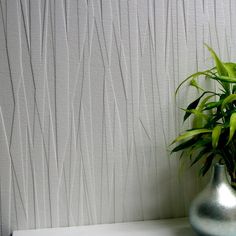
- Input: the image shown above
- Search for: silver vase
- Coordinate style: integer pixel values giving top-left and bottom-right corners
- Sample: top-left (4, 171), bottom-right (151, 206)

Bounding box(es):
top-left (189, 163), bottom-right (236, 236)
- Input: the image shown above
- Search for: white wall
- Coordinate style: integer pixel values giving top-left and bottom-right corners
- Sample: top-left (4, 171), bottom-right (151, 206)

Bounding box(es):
top-left (0, 0), bottom-right (235, 235)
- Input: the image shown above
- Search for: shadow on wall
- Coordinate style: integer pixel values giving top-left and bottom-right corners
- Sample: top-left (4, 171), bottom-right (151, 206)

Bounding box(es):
top-left (130, 144), bottom-right (203, 220)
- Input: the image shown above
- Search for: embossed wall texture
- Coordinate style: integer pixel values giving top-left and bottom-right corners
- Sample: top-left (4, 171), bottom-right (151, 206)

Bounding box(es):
top-left (0, 0), bottom-right (235, 235)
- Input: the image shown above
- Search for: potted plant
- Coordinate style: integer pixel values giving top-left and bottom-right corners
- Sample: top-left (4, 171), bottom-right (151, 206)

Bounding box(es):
top-left (171, 44), bottom-right (236, 190)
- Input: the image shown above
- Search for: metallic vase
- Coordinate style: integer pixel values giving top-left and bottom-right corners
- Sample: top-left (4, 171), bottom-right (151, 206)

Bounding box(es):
top-left (189, 163), bottom-right (236, 236)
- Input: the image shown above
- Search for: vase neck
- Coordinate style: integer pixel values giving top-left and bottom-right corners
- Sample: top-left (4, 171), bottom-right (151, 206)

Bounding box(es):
top-left (211, 164), bottom-right (228, 186)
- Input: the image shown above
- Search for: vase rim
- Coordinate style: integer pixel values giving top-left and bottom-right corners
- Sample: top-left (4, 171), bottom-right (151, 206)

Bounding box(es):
top-left (214, 163), bottom-right (225, 167)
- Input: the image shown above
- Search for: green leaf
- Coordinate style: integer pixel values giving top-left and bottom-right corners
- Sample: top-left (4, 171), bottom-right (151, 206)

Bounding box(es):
top-left (189, 79), bottom-right (204, 91)
top-left (212, 125), bottom-right (222, 149)
top-left (171, 129), bottom-right (212, 144)
top-left (190, 148), bottom-right (210, 167)
top-left (189, 109), bottom-right (208, 120)
top-left (232, 85), bottom-right (236, 94)
top-left (192, 114), bottom-right (208, 129)
top-left (215, 76), bottom-right (236, 83)
top-left (205, 44), bottom-right (228, 76)
top-left (204, 101), bottom-right (221, 110)
top-left (183, 94), bottom-right (205, 121)
top-left (221, 94), bottom-right (236, 111)
top-left (193, 136), bottom-right (212, 148)
top-left (198, 94), bottom-right (216, 110)
top-left (175, 70), bottom-right (214, 95)
top-left (199, 153), bottom-right (215, 176)
top-left (182, 92), bottom-right (216, 122)
top-left (205, 44), bottom-right (230, 92)
top-left (227, 113), bottom-right (236, 145)
top-left (181, 109), bottom-right (208, 128)
top-left (171, 138), bottom-right (199, 153)
top-left (224, 62), bottom-right (236, 78)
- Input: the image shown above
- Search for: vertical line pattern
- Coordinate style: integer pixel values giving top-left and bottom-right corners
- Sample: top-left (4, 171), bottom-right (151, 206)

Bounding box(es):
top-left (0, 0), bottom-right (234, 235)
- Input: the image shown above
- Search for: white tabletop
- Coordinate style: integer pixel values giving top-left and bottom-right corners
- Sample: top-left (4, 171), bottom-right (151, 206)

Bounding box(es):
top-left (13, 217), bottom-right (196, 236)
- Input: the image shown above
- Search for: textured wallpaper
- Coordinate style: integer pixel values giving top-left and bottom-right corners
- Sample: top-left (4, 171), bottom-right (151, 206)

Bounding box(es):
top-left (0, 0), bottom-right (235, 235)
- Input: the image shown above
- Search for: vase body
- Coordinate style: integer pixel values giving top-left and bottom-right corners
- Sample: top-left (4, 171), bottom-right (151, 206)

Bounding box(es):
top-left (189, 163), bottom-right (236, 236)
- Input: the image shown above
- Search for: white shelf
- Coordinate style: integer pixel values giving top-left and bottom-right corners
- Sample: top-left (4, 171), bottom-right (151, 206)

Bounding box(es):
top-left (13, 217), bottom-right (196, 236)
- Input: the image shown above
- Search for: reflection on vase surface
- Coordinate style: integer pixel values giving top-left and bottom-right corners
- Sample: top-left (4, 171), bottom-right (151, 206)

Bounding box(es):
top-left (189, 163), bottom-right (236, 236)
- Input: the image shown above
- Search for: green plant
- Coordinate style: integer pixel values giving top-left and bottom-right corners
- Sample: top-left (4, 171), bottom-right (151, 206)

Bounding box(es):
top-left (171, 44), bottom-right (236, 189)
